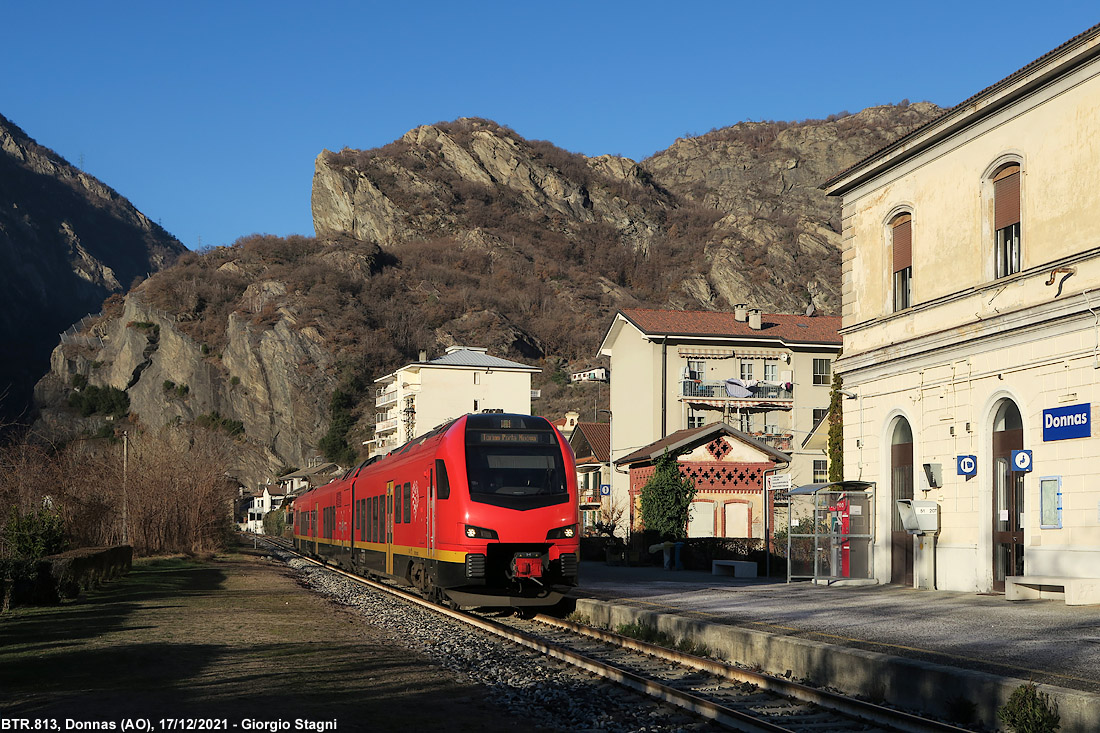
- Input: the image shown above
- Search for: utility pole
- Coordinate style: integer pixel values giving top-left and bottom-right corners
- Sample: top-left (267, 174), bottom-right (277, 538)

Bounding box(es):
top-left (122, 431), bottom-right (130, 545)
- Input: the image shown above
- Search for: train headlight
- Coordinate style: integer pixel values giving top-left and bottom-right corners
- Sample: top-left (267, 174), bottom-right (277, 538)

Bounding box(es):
top-left (546, 524), bottom-right (577, 540)
top-left (464, 524), bottom-right (499, 540)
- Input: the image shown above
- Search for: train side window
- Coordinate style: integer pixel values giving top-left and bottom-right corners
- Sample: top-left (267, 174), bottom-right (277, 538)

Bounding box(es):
top-left (403, 482), bottom-right (411, 523)
top-left (435, 459), bottom-right (450, 500)
top-left (395, 483), bottom-right (402, 524)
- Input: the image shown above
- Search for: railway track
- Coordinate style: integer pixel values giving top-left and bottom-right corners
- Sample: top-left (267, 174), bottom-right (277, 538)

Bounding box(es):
top-left (258, 535), bottom-right (973, 732)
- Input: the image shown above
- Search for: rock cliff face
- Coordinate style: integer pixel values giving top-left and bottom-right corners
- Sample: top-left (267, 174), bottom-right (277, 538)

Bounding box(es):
top-left (643, 103), bottom-right (942, 313)
top-left (312, 119), bottom-right (671, 254)
top-left (34, 242), bottom-right (364, 487)
top-left (0, 112), bottom-right (185, 421)
top-left (311, 106), bottom-right (942, 318)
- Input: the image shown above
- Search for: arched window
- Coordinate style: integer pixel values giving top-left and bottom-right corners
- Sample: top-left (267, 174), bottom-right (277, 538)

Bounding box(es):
top-left (993, 164), bottom-right (1021, 277)
top-left (890, 213), bottom-right (912, 311)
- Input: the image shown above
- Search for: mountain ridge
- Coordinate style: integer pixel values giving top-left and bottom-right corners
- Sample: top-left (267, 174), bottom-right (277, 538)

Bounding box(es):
top-left (0, 112), bottom-right (186, 421)
top-left (32, 102), bottom-right (942, 485)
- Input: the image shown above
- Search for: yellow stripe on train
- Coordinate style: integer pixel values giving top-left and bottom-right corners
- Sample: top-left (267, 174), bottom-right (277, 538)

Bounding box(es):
top-left (294, 535), bottom-right (468, 564)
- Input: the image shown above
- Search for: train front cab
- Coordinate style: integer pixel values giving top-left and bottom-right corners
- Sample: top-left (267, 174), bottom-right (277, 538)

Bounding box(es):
top-left (430, 413), bottom-right (581, 608)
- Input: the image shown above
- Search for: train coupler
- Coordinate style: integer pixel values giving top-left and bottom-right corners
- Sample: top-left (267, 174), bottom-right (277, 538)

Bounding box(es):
top-left (510, 552), bottom-right (543, 580)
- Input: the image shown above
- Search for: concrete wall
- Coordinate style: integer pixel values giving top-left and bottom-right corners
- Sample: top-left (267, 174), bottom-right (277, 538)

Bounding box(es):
top-left (574, 597), bottom-right (1099, 732)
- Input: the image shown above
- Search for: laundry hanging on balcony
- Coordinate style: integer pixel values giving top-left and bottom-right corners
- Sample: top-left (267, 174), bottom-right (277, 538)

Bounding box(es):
top-left (724, 378), bottom-right (757, 397)
top-left (724, 378), bottom-right (793, 398)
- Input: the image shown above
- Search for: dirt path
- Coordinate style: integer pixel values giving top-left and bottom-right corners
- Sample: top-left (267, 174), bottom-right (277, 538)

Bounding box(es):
top-left (0, 543), bottom-right (550, 732)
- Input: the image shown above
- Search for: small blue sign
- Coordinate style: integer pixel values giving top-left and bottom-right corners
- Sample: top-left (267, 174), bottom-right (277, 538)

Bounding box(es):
top-left (1011, 450), bottom-right (1033, 473)
top-left (1043, 403), bottom-right (1091, 442)
top-left (957, 455), bottom-right (977, 476)
top-left (600, 484), bottom-right (611, 496)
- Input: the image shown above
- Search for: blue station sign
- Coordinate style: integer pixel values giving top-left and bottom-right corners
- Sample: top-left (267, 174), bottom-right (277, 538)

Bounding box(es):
top-left (956, 455), bottom-right (977, 476)
top-left (1042, 403), bottom-right (1091, 442)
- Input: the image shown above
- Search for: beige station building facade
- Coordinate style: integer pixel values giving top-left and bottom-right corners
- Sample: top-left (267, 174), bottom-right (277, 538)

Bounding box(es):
top-left (824, 26), bottom-right (1100, 593)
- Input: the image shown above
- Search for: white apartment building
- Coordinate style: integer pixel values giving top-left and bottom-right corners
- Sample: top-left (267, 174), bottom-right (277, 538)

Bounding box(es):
top-left (824, 25), bottom-right (1100, 593)
top-left (598, 307), bottom-right (841, 531)
top-left (370, 346), bottom-right (540, 456)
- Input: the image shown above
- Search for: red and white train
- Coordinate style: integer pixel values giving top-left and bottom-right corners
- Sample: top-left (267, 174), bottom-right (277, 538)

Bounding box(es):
top-left (292, 413), bottom-right (580, 609)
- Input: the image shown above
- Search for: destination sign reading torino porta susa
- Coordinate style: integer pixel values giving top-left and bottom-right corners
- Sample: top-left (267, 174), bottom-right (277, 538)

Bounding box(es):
top-left (1042, 403), bottom-right (1092, 441)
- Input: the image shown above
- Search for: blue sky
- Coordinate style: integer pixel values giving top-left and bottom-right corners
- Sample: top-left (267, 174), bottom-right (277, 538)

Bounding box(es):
top-left (2, 2), bottom-right (1097, 250)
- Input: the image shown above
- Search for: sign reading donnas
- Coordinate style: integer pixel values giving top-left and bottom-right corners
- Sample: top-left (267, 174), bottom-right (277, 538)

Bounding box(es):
top-left (1042, 403), bottom-right (1091, 442)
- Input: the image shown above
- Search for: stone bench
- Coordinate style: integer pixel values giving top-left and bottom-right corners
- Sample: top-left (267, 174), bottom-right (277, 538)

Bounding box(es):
top-left (1005, 575), bottom-right (1100, 605)
top-left (711, 560), bottom-right (757, 577)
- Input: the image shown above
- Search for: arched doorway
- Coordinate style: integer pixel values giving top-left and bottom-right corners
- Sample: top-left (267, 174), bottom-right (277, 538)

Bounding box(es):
top-left (992, 399), bottom-right (1025, 592)
top-left (890, 418), bottom-right (914, 586)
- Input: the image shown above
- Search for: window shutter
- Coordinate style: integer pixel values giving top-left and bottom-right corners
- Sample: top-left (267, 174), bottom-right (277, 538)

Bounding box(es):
top-left (892, 216), bottom-right (912, 273)
top-left (994, 167), bottom-right (1021, 230)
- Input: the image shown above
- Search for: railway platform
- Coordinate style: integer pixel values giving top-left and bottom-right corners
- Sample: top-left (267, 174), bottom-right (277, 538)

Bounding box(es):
top-left (569, 561), bottom-right (1100, 731)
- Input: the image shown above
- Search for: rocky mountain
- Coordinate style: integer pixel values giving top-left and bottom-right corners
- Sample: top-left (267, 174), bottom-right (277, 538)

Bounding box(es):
top-left (644, 103), bottom-right (941, 312)
top-left (34, 103), bottom-right (942, 486)
top-left (0, 113), bottom-right (185, 421)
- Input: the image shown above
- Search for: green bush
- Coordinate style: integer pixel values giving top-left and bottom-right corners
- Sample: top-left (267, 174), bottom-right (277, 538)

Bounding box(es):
top-left (5, 508), bottom-right (67, 560)
top-left (998, 683), bottom-right (1060, 733)
top-left (195, 412), bottom-right (244, 436)
top-left (320, 386), bottom-right (360, 466)
top-left (639, 450), bottom-right (696, 540)
top-left (68, 385), bottom-right (129, 418)
top-left (262, 509), bottom-right (287, 536)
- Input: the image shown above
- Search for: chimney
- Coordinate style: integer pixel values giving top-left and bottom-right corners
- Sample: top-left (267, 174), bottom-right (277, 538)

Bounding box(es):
top-left (419, 350), bottom-right (427, 362)
top-left (748, 309), bottom-right (762, 330)
top-left (734, 304), bottom-right (748, 322)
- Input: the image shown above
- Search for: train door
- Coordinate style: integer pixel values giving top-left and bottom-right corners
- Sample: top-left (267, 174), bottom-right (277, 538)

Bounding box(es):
top-left (428, 466), bottom-right (436, 559)
top-left (385, 480), bottom-right (395, 575)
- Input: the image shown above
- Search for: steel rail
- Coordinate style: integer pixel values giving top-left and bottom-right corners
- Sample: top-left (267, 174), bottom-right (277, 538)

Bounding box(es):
top-left (260, 536), bottom-right (790, 732)
top-left (257, 536), bottom-right (970, 733)
top-left (534, 615), bottom-right (973, 733)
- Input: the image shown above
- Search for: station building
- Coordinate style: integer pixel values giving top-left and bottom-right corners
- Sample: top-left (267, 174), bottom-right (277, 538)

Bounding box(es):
top-left (823, 25), bottom-right (1100, 592)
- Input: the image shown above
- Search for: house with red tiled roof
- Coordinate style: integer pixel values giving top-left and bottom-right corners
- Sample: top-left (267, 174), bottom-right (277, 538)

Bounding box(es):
top-left (598, 305), bottom-right (841, 535)
top-left (567, 421), bottom-right (611, 535)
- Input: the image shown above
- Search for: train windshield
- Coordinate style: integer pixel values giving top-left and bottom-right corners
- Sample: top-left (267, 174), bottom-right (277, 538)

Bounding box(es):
top-left (464, 415), bottom-right (568, 509)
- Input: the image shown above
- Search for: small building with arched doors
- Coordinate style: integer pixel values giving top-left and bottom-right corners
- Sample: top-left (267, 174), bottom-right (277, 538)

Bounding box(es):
top-left (824, 25), bottom-right (1100, 594)
top-left (616, 422), bottom-right (790, 540)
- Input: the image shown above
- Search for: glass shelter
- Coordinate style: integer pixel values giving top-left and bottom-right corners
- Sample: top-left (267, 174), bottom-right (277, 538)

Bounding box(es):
top-left (787, 481), bottom-right (875, 583)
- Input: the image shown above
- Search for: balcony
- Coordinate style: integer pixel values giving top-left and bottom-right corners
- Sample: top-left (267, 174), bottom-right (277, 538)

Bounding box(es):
top-left (753, 433), bottom-right (794, 452)
top-left (681, 380), bottom-right (793, 403)
top-left (376, 389), bottom-right (398, 408)
top-left (375, 417), bottom-right (399, 434)
top-left (579, 487), bottom-right (601, 505)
